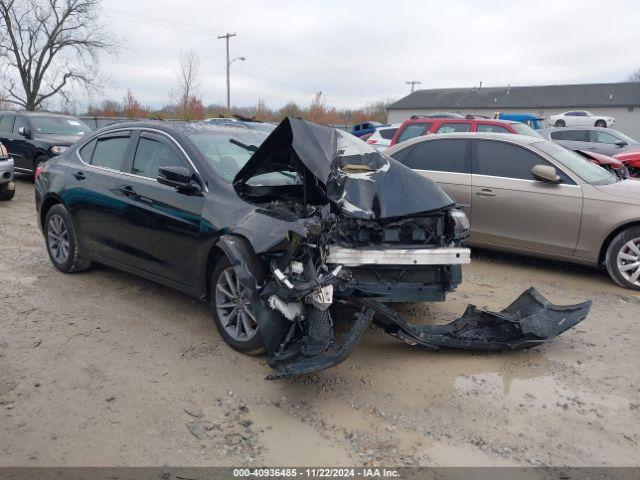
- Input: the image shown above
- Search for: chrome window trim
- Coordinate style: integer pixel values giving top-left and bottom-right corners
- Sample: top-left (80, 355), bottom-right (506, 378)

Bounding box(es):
top-left (471, 173), bottom-right (581, 188)
top-left (75, 126), bottom-right (208, 192)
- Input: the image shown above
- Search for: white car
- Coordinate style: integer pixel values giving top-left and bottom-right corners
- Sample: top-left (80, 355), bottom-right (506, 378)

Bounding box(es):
top-left (549, 110), bottom-right (615, 128)
top-left (366, 124), bottom-right (401, 150)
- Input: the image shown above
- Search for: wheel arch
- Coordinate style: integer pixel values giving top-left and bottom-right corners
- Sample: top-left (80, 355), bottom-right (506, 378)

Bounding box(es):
top-left (39, 193), bottom-right (64, 231)
top-left (599, 220), bottom-right (640, 264)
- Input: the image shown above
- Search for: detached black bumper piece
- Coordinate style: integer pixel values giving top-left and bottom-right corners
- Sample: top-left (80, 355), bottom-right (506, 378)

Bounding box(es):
top-left (267, 308), bottom-right (374, 380)
top-left (367, 287), bottom-right (591, 350)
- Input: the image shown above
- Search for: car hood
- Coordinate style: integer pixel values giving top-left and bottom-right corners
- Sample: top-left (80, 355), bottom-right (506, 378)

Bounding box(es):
top-left (613, 149), bottom-right (640, 167)
top-left (34, 134), bottom-right (83, 145)
top-left (595, 179), bottom-right (640, 202)
top-left (577, 150), bottom-right (623, 167)
top-left (233, 117), bottom-right (454, 220)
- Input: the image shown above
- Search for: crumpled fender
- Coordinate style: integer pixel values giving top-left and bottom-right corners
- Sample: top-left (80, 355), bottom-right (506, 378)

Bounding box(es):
top-left (216, 235), bottom-right (288, 354)
top-left (364, 287), bottom-right (591, 350)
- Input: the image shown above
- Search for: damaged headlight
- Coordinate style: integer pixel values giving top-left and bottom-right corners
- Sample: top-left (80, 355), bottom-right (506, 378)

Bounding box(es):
top-left (450, 209), bottom-right (470, 239)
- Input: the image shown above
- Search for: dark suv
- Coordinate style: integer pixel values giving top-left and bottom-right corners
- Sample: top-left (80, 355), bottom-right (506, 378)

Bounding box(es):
top-left (0, 111), bottom-right (91, 175)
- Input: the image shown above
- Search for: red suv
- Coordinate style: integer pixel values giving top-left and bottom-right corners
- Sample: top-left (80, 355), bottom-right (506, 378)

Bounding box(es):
top-left (389, 116), bottom-right (540, 146)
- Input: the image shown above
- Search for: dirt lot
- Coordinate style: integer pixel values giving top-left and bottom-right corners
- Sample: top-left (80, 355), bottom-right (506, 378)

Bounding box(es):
top-left (1, 177), bottom-right (639, 467)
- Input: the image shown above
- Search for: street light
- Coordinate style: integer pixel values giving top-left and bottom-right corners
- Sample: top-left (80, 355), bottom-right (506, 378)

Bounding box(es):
top-left (225, 56), bottom-right (245, 110)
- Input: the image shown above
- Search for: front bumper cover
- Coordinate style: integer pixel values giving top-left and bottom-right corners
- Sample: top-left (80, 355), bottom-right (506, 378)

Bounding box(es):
top-left (267, 288), bottom-right (591, 379)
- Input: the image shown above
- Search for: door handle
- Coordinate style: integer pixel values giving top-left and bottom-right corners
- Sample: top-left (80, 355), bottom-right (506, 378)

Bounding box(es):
top-left (118, 185), bottom-right (137, 197)
top-left (477, 188), bottom-right (496, 197)
top-left (73, 171), bottom-right (86, 180)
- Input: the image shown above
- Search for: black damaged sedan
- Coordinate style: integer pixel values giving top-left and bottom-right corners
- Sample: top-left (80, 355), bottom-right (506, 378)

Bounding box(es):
top-left (35, 118), bottom-right (590, 378)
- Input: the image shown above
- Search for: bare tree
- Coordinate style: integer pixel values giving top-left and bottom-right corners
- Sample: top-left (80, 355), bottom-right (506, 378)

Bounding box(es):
top-left (0, 0), bottom-right (115, 110)
top-left (628, 68), bottom-right (640, 82)
top-left (174, 50), bottom-right (201, 120)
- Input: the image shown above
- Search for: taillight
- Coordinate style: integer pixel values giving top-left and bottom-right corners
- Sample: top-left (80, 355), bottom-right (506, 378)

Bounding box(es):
top-left (367, 139), bottom-right (377, 144)
top-left (35, 165), bottom-right (45, 179)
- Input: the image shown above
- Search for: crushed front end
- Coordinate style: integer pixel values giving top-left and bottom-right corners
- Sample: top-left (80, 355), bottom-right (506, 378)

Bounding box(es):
top-left (229, 118), bottom-right (591, 379)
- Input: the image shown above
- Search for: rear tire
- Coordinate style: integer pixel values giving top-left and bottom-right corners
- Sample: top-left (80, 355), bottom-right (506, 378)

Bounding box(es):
top-left (605, 226), bottom-right (640, 290)
top-left (210, 256), bottom-right (265, 354)
top-left (44, 204), bottom-right (92, 273)
top-left (0, 181), bottom-right (15, 201)
top-left (554, 120), bottom-right (566, 127)
top-left (595, 120), bottom-right (606, 127)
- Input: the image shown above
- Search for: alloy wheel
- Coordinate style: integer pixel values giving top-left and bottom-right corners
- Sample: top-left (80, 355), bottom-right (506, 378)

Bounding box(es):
top-left (215, 266), bottom-right (259, 341)
top-left (47, 214), bottom-right (70, 264)
top-left (617, 238), bottom-right (640, 286)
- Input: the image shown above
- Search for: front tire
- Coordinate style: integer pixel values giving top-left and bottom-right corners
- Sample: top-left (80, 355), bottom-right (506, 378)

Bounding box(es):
top-left (210, 256), bottom-right (265, 354)
top-left (554, 120), bottom-right (566, 127)
top-left (605, 227), bottom-right (640, 290)
top-left (0, 181), bottom-right (15, 201)
top-left (44, 204), bottom-right (92, 273)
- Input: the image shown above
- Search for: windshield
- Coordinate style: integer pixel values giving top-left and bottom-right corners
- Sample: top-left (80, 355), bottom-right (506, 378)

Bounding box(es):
top-left (533, 141), bottom-right (617, 186)
top-left (512, 122), bottom-right (542, 138)
top-left (30, 116), bottom-right (90, 135)
top-left (186, 128), bottom-right (270, 182)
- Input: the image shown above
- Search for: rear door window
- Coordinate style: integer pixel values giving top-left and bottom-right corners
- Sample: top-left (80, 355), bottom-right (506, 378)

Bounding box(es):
top-left (90, 133), bottom-right (131, 171)
top-left (401, 139), bottom-right (470, 173)
top-left (550, 129), bottom-right (589, 141)
top-left (436, 122), bottom-right (471, 133)
top-left (132, 133), bottom-right (188, 179)
top-left (474, 139), bottom-right (571, 183)
top-left (477, 123), bottom-right (510, 133)
top-left (397, 123), bottom-right (432, 143)
top-left (0, 115), bottom-right (15, 132)
top-left (12, 116), bottom-right (28, 134)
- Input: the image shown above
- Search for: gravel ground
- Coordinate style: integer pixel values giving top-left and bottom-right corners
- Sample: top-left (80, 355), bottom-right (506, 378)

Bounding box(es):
top-left (1, 177), bottom-right (639, 467)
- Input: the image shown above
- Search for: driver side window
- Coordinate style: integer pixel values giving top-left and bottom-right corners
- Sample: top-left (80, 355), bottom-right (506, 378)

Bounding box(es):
top-left (132, 133), bottom-right (188, 179)
top-left (474, 140), bottom-right (573, 184)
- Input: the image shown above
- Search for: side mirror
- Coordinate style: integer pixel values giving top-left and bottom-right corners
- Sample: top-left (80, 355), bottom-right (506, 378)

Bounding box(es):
top-left (157, 166), bottom-right (201, 193)
top-left (614, 140), bottom-right (628, 147)
top-left (531, 164), bottom-right (562, 184)
top-left (18, 126), bottom-right (31, 139)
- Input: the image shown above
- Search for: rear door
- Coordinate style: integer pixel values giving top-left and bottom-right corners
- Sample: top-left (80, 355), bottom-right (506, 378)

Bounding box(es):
top-left (112, 130), bottom-right (204, 288)
top-left (68, 130), bottom-right (134, 262)
top-left (470, 139), bottom-right (582, 256)
top-left (393, 138), bottom-right (472, 218)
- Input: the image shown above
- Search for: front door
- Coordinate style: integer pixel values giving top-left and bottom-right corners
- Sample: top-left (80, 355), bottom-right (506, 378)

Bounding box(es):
top-left (112, 130), bottom-right (204, 288)
top-left (393, 138), bottom-right (472, 219)
top-left (11, 115), bottom-right (34, 171)
top-left (470, 138), bottom-right (582, 257)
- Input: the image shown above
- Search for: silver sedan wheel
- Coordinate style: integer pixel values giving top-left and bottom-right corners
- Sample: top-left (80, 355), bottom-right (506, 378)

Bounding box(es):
top-left (215, 266), bottom-right (259, 341)
top-left (47, 214), bottom-right (70, 264)
top-left (617, 238), bottom-right (640, 286)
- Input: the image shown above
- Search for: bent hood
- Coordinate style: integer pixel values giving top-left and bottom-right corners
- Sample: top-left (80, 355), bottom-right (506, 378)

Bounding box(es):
top-left (234, 117), bottom-right (454, 219)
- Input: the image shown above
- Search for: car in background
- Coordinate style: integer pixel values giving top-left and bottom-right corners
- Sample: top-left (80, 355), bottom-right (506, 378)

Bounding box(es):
top-left (496, 113), bottom-right (545, 129)
top-left (539, 126), bottom-right (639, 156)
top-left (574, 150), bottom-right (629, 180)
top-left (351, 121), bottom-right (382, 137)
top-left (389, 117), bottom-right (541, 146)
top-left (0, 142), bottom-right (15, 201)
top-left (0, 111), bottom-right (91, 175)
top-left (365, 124), bottom-right (400, 150)
top-left (385, 132), bottom-right (640, 290)
top-left (549, 111), bottom-right (615, 128)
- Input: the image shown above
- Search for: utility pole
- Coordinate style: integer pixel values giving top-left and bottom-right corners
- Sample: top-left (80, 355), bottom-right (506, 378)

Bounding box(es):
top-left (218, 32), bottom-right (237, 110)
top-left (406, 80), bottom-right (421, 93)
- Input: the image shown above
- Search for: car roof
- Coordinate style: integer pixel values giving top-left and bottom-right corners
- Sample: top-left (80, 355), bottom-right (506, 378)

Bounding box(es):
top-left (0, 110), bottom-right (79, 118)
top-left (385, 131), bottom-right (545, 154)
top-left (539, 125), bottom-right (613, 132)
top-left (402, 117), bottom-right (519, 125)
top-left (91, 120), bottom-right (265, 137)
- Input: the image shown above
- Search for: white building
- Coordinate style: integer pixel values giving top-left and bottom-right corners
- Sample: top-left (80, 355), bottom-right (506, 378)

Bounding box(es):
top-left (387, 82), bottom-right (640, 139)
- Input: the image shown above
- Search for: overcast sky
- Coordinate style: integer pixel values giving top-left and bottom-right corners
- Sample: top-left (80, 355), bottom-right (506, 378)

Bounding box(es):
top-left (93, 0), bottom-right (640, 110)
